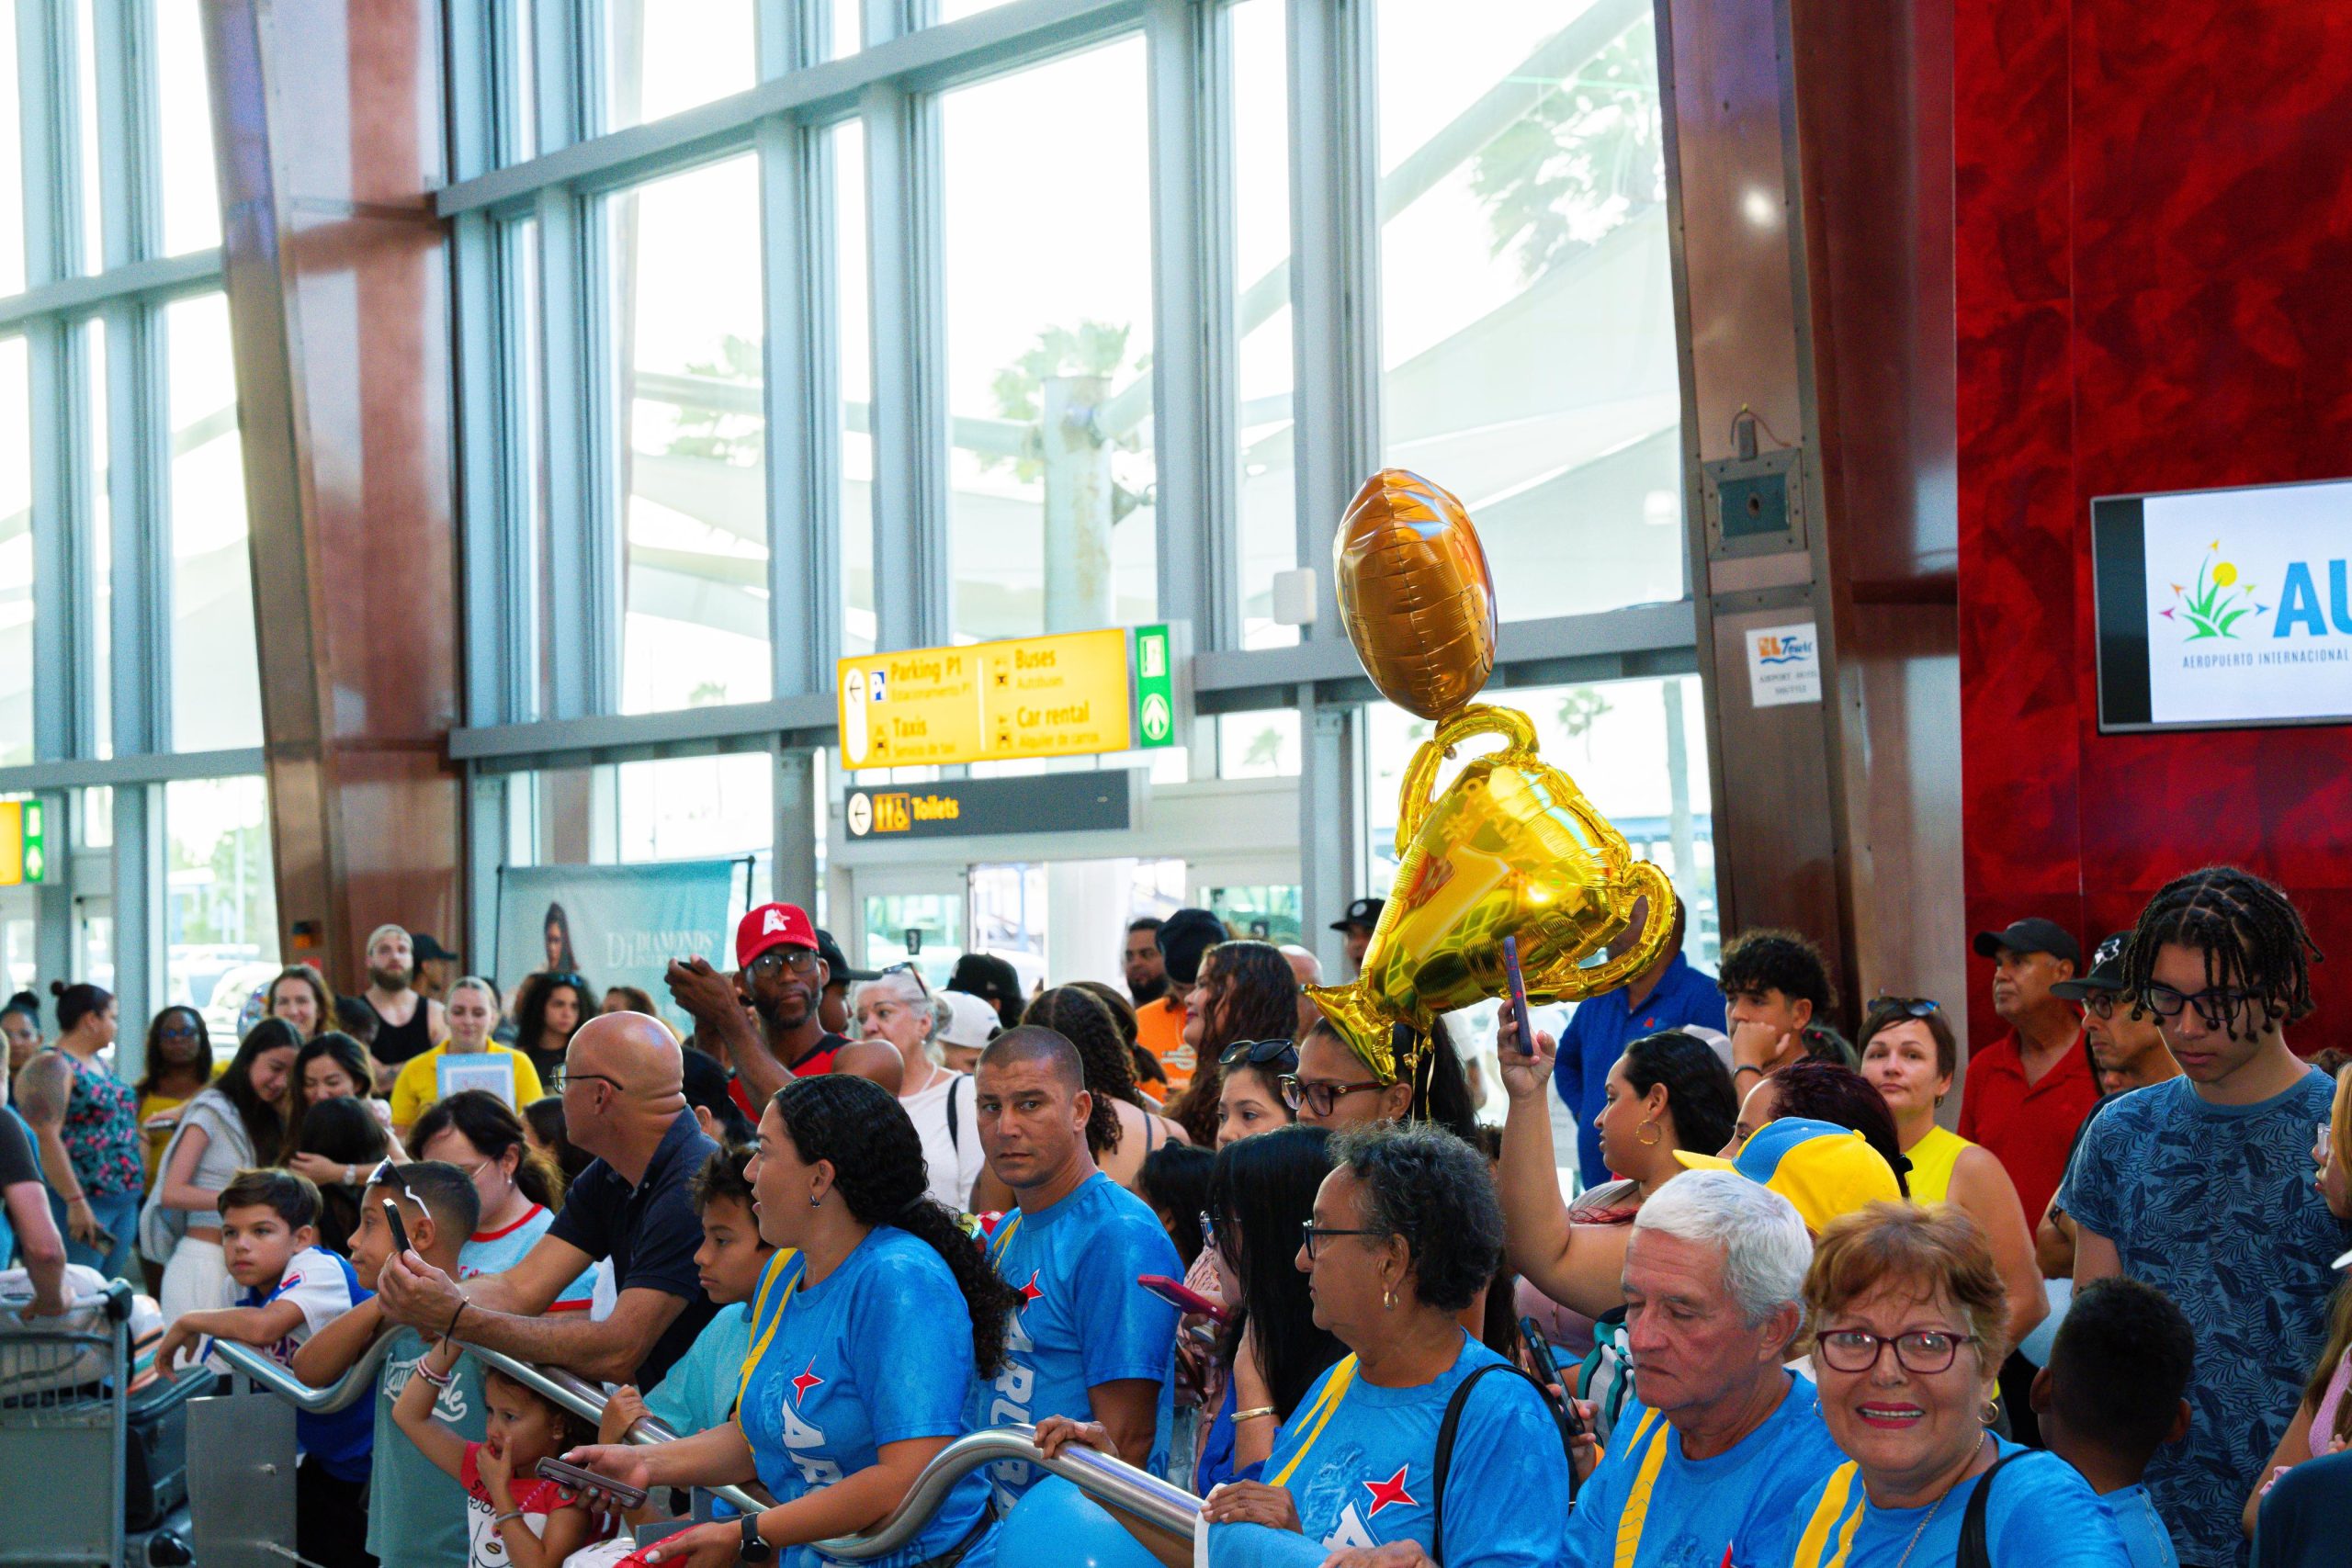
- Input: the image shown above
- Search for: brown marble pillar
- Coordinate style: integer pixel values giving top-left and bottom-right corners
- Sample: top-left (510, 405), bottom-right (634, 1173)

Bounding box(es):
top-left (202, 0), bottom-right (460, 993)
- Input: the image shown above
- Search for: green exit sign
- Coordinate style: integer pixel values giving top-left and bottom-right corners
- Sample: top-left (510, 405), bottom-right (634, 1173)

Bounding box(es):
top-left (1133, 626), bottom-right (1176, 749)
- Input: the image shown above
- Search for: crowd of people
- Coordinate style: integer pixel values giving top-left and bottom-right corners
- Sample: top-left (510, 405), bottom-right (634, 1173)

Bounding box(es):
top-left (3, 863), bottom-right (2348, 1567)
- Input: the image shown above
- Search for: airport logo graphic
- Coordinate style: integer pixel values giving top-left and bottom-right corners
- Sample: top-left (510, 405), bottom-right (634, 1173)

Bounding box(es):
top-left (2161, 540), bottom-right (2263, 640)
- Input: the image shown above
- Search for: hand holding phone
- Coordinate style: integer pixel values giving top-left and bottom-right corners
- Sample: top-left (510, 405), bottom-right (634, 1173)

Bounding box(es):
top-left (536, 1456), bottom-right (649, 1511)
top-left (1502, 936), bottom-right (1535, 1056)
top-left (381, 1197), bottom-right (413, 1258)
top-left (1138, 1274), bottom-right (1232, 1325)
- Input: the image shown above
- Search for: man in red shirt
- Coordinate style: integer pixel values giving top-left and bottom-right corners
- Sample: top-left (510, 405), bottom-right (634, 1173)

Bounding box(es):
top-left (1959, 916), bottom-right (2098, 1226)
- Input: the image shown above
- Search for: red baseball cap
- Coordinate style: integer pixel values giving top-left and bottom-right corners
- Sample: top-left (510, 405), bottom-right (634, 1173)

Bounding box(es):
top-left (737, 903), bottom-right (820, 968)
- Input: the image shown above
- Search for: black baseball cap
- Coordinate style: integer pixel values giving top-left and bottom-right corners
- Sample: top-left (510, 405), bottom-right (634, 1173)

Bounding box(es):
top-left (1329, 897), bottom-right (1385, 934)
top-left (411, 933), bottom-right (459, 964)
top-left (1159, 908), bottom-right (1227, 987)
top-left (2051, 931), bottom-right (2132, 1000)
top-left (1972, 917), bottom-right (2081, 969)
top-left (814, 928), bottom-right (878, 986)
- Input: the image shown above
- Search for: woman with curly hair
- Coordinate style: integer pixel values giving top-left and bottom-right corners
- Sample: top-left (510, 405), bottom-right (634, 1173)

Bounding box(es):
top-left (566, 1074), bottom-right (1016, 1568)
top-left (1024, 987), bottom-right (1186, 1186)
top-left (1165, 941), bottom-right (1301, 1147)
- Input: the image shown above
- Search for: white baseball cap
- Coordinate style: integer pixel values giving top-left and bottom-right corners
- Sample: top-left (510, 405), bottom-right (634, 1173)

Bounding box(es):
top-left (938, 990), bottom-right (1002, 1050)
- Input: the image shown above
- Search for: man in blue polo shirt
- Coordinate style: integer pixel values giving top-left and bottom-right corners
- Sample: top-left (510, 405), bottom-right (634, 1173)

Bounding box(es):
top-left (1553, 894), bottom-right (1724, 1190)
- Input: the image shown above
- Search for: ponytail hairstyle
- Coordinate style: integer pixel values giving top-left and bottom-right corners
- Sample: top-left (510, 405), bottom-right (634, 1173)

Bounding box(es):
top-left (408, 1089), bottom-right (566, 1212)
top-left (49, 980), bottom-right (112, 1037)
top-left (769, 1075), bottom-right (1023, 1377)
top-left (1022, 987), bottom-right (1137, 1156)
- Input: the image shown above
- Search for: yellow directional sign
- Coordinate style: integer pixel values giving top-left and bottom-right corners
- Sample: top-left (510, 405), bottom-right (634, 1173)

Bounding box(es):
top-left (836, 629), bottom-right (1136, 771)
top-left (0, 798), bottom-right (45, 886)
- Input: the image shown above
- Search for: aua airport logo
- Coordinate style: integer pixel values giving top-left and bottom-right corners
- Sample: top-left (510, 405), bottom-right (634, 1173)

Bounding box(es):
top-left (2163, 541), bottom-right (2263, 640)
top-left (1755, 628), bottom-right (1815, 664)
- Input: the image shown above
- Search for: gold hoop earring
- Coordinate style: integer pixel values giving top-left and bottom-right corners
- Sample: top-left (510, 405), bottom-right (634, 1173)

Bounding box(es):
top-left (1981, 1399), bottom-right (1999, 1426)
top-left (1383, 1281), bottom-right (1396, 1312)
top-left (1635, 1120), bottom-right (1662, 1147)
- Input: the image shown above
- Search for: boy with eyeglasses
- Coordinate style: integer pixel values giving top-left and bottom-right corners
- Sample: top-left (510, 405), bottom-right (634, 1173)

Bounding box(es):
top-left (2064, 867), bottom-right (2352, 1568)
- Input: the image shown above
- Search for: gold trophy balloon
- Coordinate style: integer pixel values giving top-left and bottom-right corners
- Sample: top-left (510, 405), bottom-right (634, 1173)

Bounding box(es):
top-left (1306, 469), bottom-right (1679, 1085)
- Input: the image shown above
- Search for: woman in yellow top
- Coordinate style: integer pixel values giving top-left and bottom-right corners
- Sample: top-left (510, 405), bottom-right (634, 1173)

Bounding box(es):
top-left (388, 976), bottom-right (543, 1139)
top-left (1857, 998), bottom-right (2047, 1351)
top-left (132, 1006), bottom-right (219, 1183)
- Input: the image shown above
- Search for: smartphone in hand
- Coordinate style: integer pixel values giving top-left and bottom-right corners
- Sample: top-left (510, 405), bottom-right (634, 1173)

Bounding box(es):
top-left (536, 1457), bottom-right (648, 1511)
top-left (381, 1198), bottom-right (413, 1257)
top-left (1502, 936), bottom-right (1535, 1055)
top-left (1138, 1274), bottom-right (1232, 1326)
top-left (1519, 1316), bottom-right (1586, 1441)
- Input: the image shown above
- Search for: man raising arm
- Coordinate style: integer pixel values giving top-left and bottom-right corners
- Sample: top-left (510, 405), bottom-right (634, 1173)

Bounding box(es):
top-left (378, 1012), bottom-right (718, 1388)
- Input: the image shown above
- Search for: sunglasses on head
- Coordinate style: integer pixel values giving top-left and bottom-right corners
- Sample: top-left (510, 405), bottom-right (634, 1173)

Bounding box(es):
top-left (1220, 1038), bottom-right (1299, 1072)
top-left (877, 962), bottom-right (930, 997)
top-left (1871, 995), bottom-right (1941, 1018)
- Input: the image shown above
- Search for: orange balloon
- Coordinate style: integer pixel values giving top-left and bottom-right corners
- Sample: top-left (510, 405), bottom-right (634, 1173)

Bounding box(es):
top-left (1334, 470), bottom-right (1498, 721)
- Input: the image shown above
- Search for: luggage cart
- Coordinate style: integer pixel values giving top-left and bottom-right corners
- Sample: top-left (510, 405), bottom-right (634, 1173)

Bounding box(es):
top-left (0, 1280), bottom-right (133, 1568)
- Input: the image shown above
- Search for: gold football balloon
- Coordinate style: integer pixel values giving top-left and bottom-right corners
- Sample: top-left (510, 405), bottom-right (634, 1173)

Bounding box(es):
top-left (1335, 469), bottom-right (1498, 721)
top-left (1307, 706), bottom-right (1679, 1079)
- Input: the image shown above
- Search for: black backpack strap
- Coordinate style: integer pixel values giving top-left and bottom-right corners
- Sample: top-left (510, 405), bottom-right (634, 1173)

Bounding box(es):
top-left (1956, 1448), bottom-right (2024, 1568)
top-left (945, 1073), bottom-right (965, 1151)
top-left (1430, 1362), bottom-right (1564, 1565)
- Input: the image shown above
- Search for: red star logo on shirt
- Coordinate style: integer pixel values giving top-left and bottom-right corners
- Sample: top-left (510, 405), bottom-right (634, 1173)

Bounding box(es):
top-left (790, 1359), bottom-right (824, 1404)
top-left (1017, 1270), bottom-right (1045, 1308)
top-left (1362, 1466), bottom-right (1416, 1517)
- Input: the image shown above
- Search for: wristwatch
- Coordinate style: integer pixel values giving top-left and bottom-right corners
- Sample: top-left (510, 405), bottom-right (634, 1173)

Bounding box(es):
top-left (738, 1512), bottom-right (774, 1564)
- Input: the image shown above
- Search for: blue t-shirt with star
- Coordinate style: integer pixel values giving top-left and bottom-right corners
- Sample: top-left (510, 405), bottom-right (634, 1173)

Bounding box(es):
top-left (1208, 1331), bottom-right (1569, 1568)
top-left (738, 1229), bottom-right (991, 1568)
top-left (2064, 1070), bottom-right (2351, 1568)
top-left (1563, 1372), bottom-right (1845, 1568)
top-left (969, 1170), bottom-right (1182, 1508)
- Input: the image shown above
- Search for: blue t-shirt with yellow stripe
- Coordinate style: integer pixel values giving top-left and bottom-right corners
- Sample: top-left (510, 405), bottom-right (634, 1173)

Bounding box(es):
top-left (1209, 1332), bottom-right (1568, 1568)
top-left (1779, 1438), bottom-right (2131, 1568)
top-left (1564, 1373), bottom-right (1844, 1568)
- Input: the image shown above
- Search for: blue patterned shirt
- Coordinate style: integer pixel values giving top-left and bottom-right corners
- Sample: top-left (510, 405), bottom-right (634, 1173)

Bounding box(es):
top-left (2064, 1071), bottom-right (2351, 1568)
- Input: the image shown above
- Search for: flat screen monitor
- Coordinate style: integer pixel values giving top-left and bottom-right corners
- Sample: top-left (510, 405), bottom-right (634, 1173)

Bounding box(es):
top-left (2092, 478), bottom-right (2352, 732)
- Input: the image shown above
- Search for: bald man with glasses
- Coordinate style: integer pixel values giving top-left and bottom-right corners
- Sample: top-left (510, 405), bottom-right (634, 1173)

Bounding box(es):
top-left (377, 1011), bottom-right (718, 1388)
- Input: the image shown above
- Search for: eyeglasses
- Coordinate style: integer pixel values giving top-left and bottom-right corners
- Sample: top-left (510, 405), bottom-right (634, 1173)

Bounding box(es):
top-left (1815, 1327), bottom-right (1973, 1375)
top-left (1279, 1074), bottom-right (1385, 1117)
top-left (1222, 1038), bottom-right (1299, 1072)
top-left (1871, 996), bottom-right (1940, 1018)
top-left (1300, 1222), bottom-right (1381, 1261)
top-left (2080, 992), bottom-right (2122, 1021)
top-left (565, 1071), bottom-right (625, 1097)
top-left (748, 948), bottom-right (821, 981)
top-left (878, 961), bottom-right (930, 997)
top-left (156, 1024), bottom-right (199, 1042)
top-left (2140, 982), bottom-right (2262, 1029)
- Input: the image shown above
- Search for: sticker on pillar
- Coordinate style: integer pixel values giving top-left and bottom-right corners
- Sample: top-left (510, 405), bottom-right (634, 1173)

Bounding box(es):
top-left (1746, 622), bottom-right (1821, 707)
top-left (1135, 625), bottom-right (1176, 748)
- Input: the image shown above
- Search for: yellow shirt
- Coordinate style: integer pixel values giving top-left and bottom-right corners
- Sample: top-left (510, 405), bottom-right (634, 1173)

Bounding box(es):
top-left (389, 1043), bottom-right (545, 1129)
top-left (1902, 1123), bottom-right (1974, 1206)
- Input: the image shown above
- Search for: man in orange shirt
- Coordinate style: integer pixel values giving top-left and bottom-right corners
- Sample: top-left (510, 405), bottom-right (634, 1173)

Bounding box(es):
top-left (1133, 908), bottom-right (1224, 1095)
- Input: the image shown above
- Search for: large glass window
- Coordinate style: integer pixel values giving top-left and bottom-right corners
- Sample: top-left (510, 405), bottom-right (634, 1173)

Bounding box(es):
top-left (834, 123), bottom-right (874, 655)
top-left (1374, 1), bottom-right (1681, 619)
top-left (155, 1), bottom-right (223, 255)
top-left (603, 0), bottom-right (757, 131)
top-left (1230, 0), bottom-right (1297, 649)
top-left (165, 293), bottom-right (263, 750)
top-left (164, 774), bottom-right (279, 1011)
top-left (609, 154), bottom-right (770, 714)
top-left (0, 7), bottom-right (23, 297)
top-left (81, 319), bottom-right (109, 755)
top-left (502, 215), bottom-right (548, 714)
top-left (73, 0), bottom-right (103, 271)
top-left (614, 751), bottom-right (772, 864)
top-left (0, 334), bottom-right (29, 766)
top-left (941, 39), bottom-right (1157, 644)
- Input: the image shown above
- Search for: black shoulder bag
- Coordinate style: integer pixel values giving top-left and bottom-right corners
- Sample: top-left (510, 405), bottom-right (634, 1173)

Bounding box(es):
top-left (1427, 1363), bottom-right (1577, 1565)
top-left (1956, 1449), bottom-right (2025, 1568)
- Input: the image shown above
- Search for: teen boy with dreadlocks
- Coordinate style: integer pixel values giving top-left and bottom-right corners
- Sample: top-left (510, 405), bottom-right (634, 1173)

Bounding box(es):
top-left (2065, 866), bottom-right (2352, 1568)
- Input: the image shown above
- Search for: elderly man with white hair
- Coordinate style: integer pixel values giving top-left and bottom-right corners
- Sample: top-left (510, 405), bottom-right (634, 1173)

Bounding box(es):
top-left (1557, 1168), bottom-right (1848, 1568)
top-left (851, 965), bottom-right (983, 1209)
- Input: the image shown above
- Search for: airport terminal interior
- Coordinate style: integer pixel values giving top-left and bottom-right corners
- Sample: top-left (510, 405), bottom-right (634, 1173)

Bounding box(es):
top-left (4, 1), bottom-right (2352, 1566)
